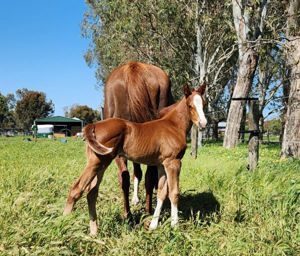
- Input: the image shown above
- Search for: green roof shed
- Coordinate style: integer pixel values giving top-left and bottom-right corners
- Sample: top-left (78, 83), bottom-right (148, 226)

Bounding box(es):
top-left (34, 116), bottom-right (85, 137)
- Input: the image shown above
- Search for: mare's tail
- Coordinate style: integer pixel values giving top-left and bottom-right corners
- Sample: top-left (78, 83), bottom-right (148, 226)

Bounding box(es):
top-left (125, 62), bottom-right (156, 122)
top-left (84, 123), bottom-right (113, 155)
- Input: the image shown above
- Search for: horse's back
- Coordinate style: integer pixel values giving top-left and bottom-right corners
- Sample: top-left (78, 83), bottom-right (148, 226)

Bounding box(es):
top-left (104, 62), bottom-right (172, 122)
top-left (91, 118), bottom-right (128, 149)
top-left (104, 66), bottom-right (130, 120)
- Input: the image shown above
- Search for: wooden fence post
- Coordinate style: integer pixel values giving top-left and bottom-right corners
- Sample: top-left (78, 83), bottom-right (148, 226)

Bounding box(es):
top-left (248, 100), bottom-right (260, 171)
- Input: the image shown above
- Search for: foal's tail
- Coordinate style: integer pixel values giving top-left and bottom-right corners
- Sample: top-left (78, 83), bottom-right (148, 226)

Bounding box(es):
top-left (84, 123), bottom-right (113, 155)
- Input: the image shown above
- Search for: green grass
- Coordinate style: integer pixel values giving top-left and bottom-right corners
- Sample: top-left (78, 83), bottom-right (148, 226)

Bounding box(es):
top-left (0, 137), bottom-right (299, 255)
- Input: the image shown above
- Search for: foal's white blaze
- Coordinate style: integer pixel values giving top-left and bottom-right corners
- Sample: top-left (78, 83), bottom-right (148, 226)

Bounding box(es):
top-left (193, 94), bottom-right (207, 128)
top-left (131, 177), bottom-right (139, 205)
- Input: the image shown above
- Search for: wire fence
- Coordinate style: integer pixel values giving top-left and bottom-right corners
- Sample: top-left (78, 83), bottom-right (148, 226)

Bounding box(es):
top-left (0, 128), bottom-right (33, 137)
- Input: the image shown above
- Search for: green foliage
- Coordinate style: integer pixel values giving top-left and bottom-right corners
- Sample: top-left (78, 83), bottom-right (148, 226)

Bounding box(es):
top-left (69, 104), bottom-right (101, 123)
top-left (0, 93), bottom-right (8, 124)
top-left (0, 137), bottom-right (299, 255)
top-left (15, 90), bottom-right (54, 130)
top-left (264, 118), bottom-right (282, 135)
top-left (82, 0), bottom-right (235, 100)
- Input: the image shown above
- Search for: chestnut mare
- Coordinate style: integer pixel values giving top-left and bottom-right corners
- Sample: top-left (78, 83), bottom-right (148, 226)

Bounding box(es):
top-left (103, 62), bottom-right (173, 217)
top-left (63, 83), bottom-right (207, 235)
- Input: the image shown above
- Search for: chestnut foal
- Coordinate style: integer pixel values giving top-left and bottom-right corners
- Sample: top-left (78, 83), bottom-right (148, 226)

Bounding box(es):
top-left (63, 83), bottom-right (207, 235)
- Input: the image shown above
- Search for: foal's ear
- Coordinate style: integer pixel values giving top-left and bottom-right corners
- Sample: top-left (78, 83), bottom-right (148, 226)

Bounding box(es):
top-left (197, 81), bottom-right (206, 95)
top-left (183, 83), bottom-right (192, 98)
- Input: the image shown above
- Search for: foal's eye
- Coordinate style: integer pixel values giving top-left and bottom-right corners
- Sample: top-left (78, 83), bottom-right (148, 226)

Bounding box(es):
top-left (188, 105), bottom-right (192, 109)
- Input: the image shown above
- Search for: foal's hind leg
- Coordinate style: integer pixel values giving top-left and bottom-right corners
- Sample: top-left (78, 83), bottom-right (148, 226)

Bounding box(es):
top-left (86, 171), bottom-right (104, 236)
top-left (63, 152), bottom-right (111, 217)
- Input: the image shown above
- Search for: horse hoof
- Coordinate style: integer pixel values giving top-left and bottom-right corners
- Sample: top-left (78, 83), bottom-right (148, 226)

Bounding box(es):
top-left (171, 220), bottom-right (179, 229)
top-left (90, 220), bottom-right (98, 236)
top-left (63, 207), bottom-right (71, 216)
top-left (148, 219), bottom-right (159, 230)
top-left (131, 196), bottom-right (139, 206)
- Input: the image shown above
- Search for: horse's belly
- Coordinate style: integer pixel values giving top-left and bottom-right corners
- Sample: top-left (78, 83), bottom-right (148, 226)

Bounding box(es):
top-left (119, 148), bottom-right (161, 166)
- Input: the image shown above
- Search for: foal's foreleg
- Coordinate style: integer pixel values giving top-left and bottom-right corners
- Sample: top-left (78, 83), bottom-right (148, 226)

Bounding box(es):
top-left (165, 159), bottom-right (181, 227)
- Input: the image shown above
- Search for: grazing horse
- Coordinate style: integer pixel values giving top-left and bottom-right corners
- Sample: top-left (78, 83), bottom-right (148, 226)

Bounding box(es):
top-left (103, 62), bottom-right (173, 217)
top-left (63, 82), bottom-right (207, 235)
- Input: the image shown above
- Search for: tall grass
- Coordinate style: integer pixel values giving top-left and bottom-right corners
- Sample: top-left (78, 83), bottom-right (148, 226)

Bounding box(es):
top-left (0, 137), bottom-right (299, 255)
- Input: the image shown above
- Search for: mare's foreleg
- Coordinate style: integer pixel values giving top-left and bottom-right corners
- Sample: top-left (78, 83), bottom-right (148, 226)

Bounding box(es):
top-left (149, 166), bottom-right (168, 230)
top-left (131, 163), bottom-right (142, 206)
top-left (145, 166), bottom-right (158, 214)
top-left (116, 156), bottom-right (131, 217)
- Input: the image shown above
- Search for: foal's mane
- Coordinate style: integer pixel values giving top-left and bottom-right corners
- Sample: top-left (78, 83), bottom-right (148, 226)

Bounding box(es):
top-left (123, 62), bottom-right (157, 123)
top-left (157, 100), bottom-right (180, 118)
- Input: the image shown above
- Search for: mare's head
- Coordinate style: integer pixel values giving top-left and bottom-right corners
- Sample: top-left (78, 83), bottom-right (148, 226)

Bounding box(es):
top-left (184, 82), bottom-right (207, 129)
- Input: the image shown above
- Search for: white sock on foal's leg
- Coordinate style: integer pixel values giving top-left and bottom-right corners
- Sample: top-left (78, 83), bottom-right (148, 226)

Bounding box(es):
top-left (149, 198), bottom-right (163, 230)
top-left (171, 202), bottom-right (178, 227)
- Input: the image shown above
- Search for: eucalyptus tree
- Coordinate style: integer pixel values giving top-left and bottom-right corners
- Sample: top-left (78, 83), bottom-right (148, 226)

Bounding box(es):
top-left (82, 0), bottom-right (236, 156)
top-left (255, 43), bottom-right (285, 141)
top-left (82, 0), bottom-right (195, 98)
top-left (281, 0), bottom-right (300, 159)
top-left (223, 0), bottom-right (270, 149)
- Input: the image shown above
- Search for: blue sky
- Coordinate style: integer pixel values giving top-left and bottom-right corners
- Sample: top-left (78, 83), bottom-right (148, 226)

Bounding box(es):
top-left (0, 0), bottom-right (103, 116)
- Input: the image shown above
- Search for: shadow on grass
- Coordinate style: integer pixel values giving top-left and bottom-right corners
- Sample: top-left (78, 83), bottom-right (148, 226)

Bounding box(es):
top-left (179, 190), bottom-right (221, 223)
top-left (121, 190), bottom-right (221, 229)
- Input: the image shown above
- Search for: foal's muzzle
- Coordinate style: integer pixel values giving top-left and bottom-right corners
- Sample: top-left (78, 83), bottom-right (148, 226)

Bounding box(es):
top-left (198, 119), bottom-right (207, 129)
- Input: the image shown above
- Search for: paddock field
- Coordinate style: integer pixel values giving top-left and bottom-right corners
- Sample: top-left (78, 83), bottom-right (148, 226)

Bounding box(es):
top-left (0, 136), bottom-right (299, 255)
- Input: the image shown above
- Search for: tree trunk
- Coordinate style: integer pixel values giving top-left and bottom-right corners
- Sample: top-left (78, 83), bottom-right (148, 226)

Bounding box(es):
top-left (281, 57), bottom-right (300, 159)
top-left (248, 101), bottom-right (260, 171)
top-left (258, 67), bottom-right (268, 143)
top-left (223, 50), bottom-right (259, 148)
top-left (212, 120), bottom-right (218, 141)
top-left (198, 129), bottom-right (203, 147)
top-left (239, 105), bottom-right (246, 143)
top-left (191, 125), bottom-right (198, 159)
top-left (223, 0), bottom-right (268, 149)
top-left (281, 0), bottom-right (300, 159)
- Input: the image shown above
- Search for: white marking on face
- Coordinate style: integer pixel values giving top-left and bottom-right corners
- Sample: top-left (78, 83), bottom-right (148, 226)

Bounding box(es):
top-left (193, 94), bottom-right (207, 128)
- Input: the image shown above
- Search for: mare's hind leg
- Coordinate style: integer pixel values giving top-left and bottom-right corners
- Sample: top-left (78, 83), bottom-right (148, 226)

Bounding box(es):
top-left (116, 156), bottom-right (131, 217)
top-left (131, 163), bottom-right (142, 206)
top-left (149, 166), bottom-right (168, 230)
